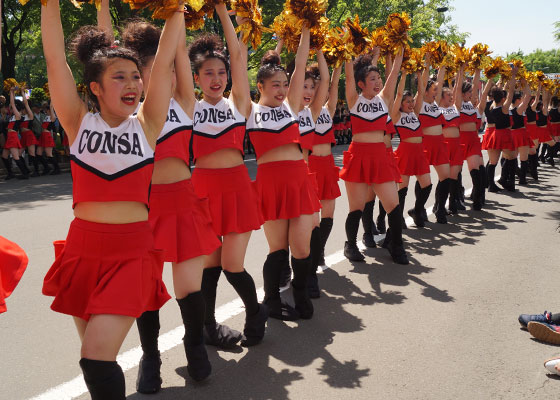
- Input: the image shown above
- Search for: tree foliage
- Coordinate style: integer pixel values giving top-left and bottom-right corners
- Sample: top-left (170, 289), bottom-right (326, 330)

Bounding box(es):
top-left (506, 49), bottom-right (560, 74)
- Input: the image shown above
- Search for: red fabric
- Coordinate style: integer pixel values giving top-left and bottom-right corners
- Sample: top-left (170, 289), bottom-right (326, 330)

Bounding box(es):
top-left (443, 136), bottom-right (464, 166)
top-left (394, 141), bottom-right (430, 176)
top-left (0, 236), bottom-right (28, 313)
top-left (340, 142), bottom-right (399, 184)
top-left (345, 122), bottom-right (351, 130)
top-left (4, 131), bottom-right (22, 149)
top-left (550, 124), bottom-right (560, 137)
top-left (192, 126), bottom-right (244, 160)
top-left (307, 154), bottom-right (341, 200)
top-left (42, 218), bottom-right (170, 320)
top-left (299, 131), bottom-right (315, 151)
top-left (255, 159), bottom-right (321, 221)
top-left (248, 122), bottom-right (300, 159)
top-left (39, 131), bottom-right (55, 148)
top-left (350, 114), bottom-right (387, 135)
top-left (155, 128), bottom-right (191, 163)
top-left (20, 130), bottom-right (38, 147)
top-left (334, 123), bottom-right (344, 131)
top-left (312, 128), bottom-right (336, 146)
top-left (418, 114), bottom-right (445, 128)
top-left (527, 124), bottom-right (538, 141)
top-left (535, 126), bottom-right (553, 143)
top-left (422, 135), bottom-right (450, 166)
top-left (482, 128), bottom-right (513, 150)
top-left (395, 126), bottom-right (422, 140)
top-left (149, 179), bottom-right (221, 263)
top-left (511, 128), bottom-right (533, 148)
top-left (459, 130), bottom-right (482, 159)
top-left (191, 164), bottom-right (263, 236)
top-left (386, 147), bottom-right (403, 183)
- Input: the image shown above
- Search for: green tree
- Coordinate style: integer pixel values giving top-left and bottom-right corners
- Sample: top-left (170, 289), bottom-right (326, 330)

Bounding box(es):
top-left (506, 49), bottom-right (560, 73)
top-left (554, 20), bottom-right (560, 43)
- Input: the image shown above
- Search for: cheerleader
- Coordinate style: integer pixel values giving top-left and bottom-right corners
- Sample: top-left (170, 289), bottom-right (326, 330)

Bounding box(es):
top-left (549, 96), bottom-right (560, 161)
top-left (0, 236), bottom-right (28, 313)
top-left (341, 47), bottom-right (408, 264)
top-left (535, 89), bottom-right (555, 165)
top-left (482, 71), bottom-right (517, 192)
top-left (419, 64), bottom-right (451, 223)
top-left (17, 87), bottom-right (40, 176)
top-left (244, 26), bottom-right (321, 320)
top-left (1, 88), bottom-right (30, 180)
top-left (509, 80), bottom-right (532, 185)
top-left (120, 18), bottom-right (224, 389)
top-left (40, 0), bottom-right (184, 397)
top-left (189, 3), bottom-right (268, 344)
top-left (526, 87), bottom-right (541, 179)
top-left (392, 63), bottom-right (432, 228)
top-left (36, 102), bottom-right (61, 175)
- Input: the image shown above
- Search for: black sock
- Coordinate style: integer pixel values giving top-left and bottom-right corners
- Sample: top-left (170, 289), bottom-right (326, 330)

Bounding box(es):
top-left (378, 201), bottom-right (386, 219)
top-left (201, 266), bottom-right (222, 325)
top-left (319, 217), bottom-right (333, 250)
top-left (345, 210), bottom-right (362, 244)
top-left (291, 255), bottom-right (311, 290)
top-left (224, 270), bottom-right (259, 317)
top-left (310, 226), bottom-right (321, 274)
top-left (263, 249), bottom-right (288, 303)
top-left (48, 156), bottom-right (60, 170)
top-left (2, 157), bottom-right (12, 175)
top-left (361, 200), bottom-right (374, 235)
top-left (487, 163), bottom-right (497, 184)
top-left (415, 183), bottom-right (432, 212)
top-left (177, 291), bottom-right (205, 346)
top-left (136, 310), bottom-right (160, 358)
top-left (387, 205), bottom-right (404, 247)
top-left (398, 187), bottom-right (408, 213)
top-left (79, 358), bottom-right (125, 400)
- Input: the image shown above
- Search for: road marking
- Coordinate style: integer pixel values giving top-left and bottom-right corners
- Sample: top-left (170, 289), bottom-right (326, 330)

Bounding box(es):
top-left (29, 184), bottom-right (476, 399)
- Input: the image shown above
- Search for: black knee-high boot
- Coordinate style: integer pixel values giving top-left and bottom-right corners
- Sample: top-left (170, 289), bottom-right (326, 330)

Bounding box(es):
top-left (48, 155), bottom-right (61, 175)
top-left (506, 159), bottom-right (517, 192)
top-left (307, 227), bottom-right (322, 298)
top-left (361, 200), bottom-right (377, 247)
top-left (469, 169), bottom-right (482, 210)
top-left (14, 158), bottom-right (29, 179)
top-left (448, 179), bottom-right (460, 214)
top-left (29, 155), bottom-right (40, 177)
top-left (344, 210), bottom-right (365, 261)
top-left (177, 292), bottom-right (211, 382)
top-left (433, 179), bottom-right (450, 224)
top-left (263, 249), bottom-right (299, 321)
top-left (376, 201), bottom-right (387, 233)
top-left (319, 217), bottom-right (334, 264)
top-left (224, 270), bottom-right (268, 346)
top-left (136, 310), bottom-right (162, 393)
top-left (408, 183), bottom-right (432, 227)
top-left (291, 255), bottom-right (313, 319)
top-left (528, 154), bottom-right (539, 181)
top-left (2, 157), bottom-right (15, 180)
top-left (479, 165), bottom-right (487, 205)
top-left (455, 172), bottom-right (466, 210)
top-left (79, 358), bottom-right (126, 400)
top-left (519, 160), bottom-right (528, 184)
top-left (201, 266), bottom-right (243, 348)
top-left (39, 154), bottom-right (51, 175)
top-left (414, 180), bottom-right (429, 221)
top-left (397, 187), bottom-right (408, 229)
top-left (547, 143), bottom-right (559, 166)
top-left (385, 205), bottom-right (409, 265)
top-left (539, 143), bottom-right (549, 162)
top-left (487, 163), bottom-right (502, 192)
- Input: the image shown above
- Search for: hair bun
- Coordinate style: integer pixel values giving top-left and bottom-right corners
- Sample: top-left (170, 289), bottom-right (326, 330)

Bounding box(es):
top-left (188, 34), bottom-right (224, 61)
top-left (353, 54), bottom-right (373, 71)
top-left (261, 50), bottom-right (281, 67)
top-left (71, 26), bottom-right (113, 65)
top-left (306, 63), bottom-right (320, 80)
top-left (121, 20), bottom-right (161, 65)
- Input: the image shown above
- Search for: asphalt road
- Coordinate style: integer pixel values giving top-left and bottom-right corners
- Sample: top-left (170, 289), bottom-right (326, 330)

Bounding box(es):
top-left (1, 143), bottom-right (560, 400)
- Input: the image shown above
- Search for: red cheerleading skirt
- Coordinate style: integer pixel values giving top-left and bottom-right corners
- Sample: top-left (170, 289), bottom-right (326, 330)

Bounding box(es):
top-left (482, 128), bottom-right (513, 150)
top-left (4, 131), bottom-right (22, 149)
top-left (255, 159), bottom-right (321, 221)
top-left (0, 236), bottom-right (28, 313)
top-left (340, 142), bottom-right (399, 184)
top-left (459, 130), bottom-right (482, 159)
top-left (334, 123), bottom-right (344, 131)
top-left (39, 131), bottom-right (55, 148)
top-left (511, 128), bottom-right (532, 148)
top-left (443, 136), bottom-right (464, 166)
top-left (386, 147), bottom-right (402, 183)
top-left (307, 154), bottom-right (341, 200)
top-left (20, 130), bottom-right (38, 147)
top-left (149, 179), bottom-right (222, 263)
top-left (394, 141), bottom-right (430, 176)
top-left (43, 218), bottom-right (170, 321)
top-left (422, 135), bottom-right (450, 166)
top-left (536, 126), bottom-right (553, 143)
top-left (192, 164), bottom-right (263, 236)
top-left (526, 124), bottom-right (538, 141)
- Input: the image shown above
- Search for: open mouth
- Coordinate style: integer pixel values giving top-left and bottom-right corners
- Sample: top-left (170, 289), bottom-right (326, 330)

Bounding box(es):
top-left (275, 95), bottom-right (285, 102)
top-left (210, 84), bottom-right (222, 92)
top-left (303, 97), bottom-right (311, 103)
top-left (121, 93), bottom-right (136, 106)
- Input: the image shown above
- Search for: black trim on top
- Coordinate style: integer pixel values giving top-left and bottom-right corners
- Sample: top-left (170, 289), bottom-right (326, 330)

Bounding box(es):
top-left (349, 112), bottom-right (388, 124)
top-left (70, 155), bottom-right (154, 181)
top-left (192, 122), bottom-right (245, 138)
top-left (300, 129), bottom-right (314, 136)
top-left (315, 127), bottom-right (333, 136)
top-left (246, 121), bottom-right (298, 134)
top-left (157, 125), bottom-right (192, 145)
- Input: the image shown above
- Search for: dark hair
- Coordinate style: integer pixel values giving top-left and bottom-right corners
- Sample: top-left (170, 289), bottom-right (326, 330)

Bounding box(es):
top-left (442, 87), bottom-right (452, 97)
top-left (512, 92), bottom-right (522, 103)
top-left (305, 63), bottom-right (320, 82)
top-left (490, 87), bottom-right (505, 104)
top-left (552, 96), bottom-right (559, 108)
top-left (353, 54), bottom-right (380, 87)
top-left (461, 82), bottom-right (472, 94)
top-left (13, 99), bottom-right (24, 112)
top-left (401, 90), bottom-right (413, 101)
top-left (426, 79), bottom-right (436, 91)
top-left (188, 34), bottom-right (229, 75)
top-left (257, 50), bottom-right (286, 84)
top-left (121, 19), bottom-right (161, 69)
top-left (71, 26), bottom-right (139, 107)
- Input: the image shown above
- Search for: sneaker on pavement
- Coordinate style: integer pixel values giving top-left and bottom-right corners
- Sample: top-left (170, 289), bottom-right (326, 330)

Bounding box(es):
top-left (544, 357), bottom-right (560, 375)
top-left (527, 322), bottom-right (560, 345)
top-left (518, 311), bottom-right (551, 328)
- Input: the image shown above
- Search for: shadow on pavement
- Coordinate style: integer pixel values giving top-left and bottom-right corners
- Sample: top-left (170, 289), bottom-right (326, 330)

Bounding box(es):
top-left (0, 173), bottom-right (72, 212)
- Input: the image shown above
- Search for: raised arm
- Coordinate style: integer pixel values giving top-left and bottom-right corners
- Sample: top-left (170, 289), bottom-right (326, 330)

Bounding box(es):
top-left (477, 79), bottom-right (494, 115)
top-left (310, 50), bottom-right (329, 120)
top-left (380, 48), bottom-right (404, 113)
top-left (501, 73), bottom-right (516, 114)
top-left (517, 79), bottom-right (532, 114)
top-left (41, 0), bottom-right (87, 142)
top-left (345, 60), bottom-right (358, 110)
top-left (326, 66), bottom-right (342, 117)
top-left (236, 15), bottom-right (249, 72)
top-left (215, 2), bottom-right (251, 117)
top-left (472, 68), bottom-right (481, 107)
top-left (97, 0), bottom-right (113, 42)
top-left (434, 65), bottom-right (446, 104)
top-left (541, 89), bottom-right (551, 116)
top-left (173, 27), bottom-right (196, 118)
top-left (138, 5), bottom-right (184, 146)
top-left (391, 72), bottom-right (406, 123)
top-left (531, 84), bottom-right (542, 112)
top-left (453, 65), bottom-right (464, 110)
top-left (287, 26), bottom-right (310, 113)
top-left (370, 46), bottom-right (380, 67)
top-left (49, 102), bottom-right (56, 122)
top-left (9, 89), bottom-right (21, 120)
top-left (414, 64), bottom-right (429, 115)
top-left (21, 88), bottom-right (34, 120)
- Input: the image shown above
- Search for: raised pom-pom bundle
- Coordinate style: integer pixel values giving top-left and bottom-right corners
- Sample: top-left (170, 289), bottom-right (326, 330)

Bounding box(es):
top-left (322, 28), bottom-right (350, 68)
top-left (232, 0), bottom-right (271, 49)
top-left (421, 40), bottom-right (448, 66)
top-left (401, 47), bottom-right (424, 74)
top-left (385, 12), bottom-right (411, 52)
top-left (467, 43), bottom-right (492, 71)
top-left (343, 15), bottom-right (371, 58)
top-left (483, 57), bottom-right (506, 79)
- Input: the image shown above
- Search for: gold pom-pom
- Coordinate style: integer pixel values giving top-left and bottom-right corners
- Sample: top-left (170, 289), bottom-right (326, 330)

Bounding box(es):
top-left (421, 40), bottom-right (448, 66)
top-left (43, 83), bottom-right (50, 99)
top-left (467, 43), bottom-right (492, 71)
top-left (385, 12), bottom-right (411, 52)
top-left (285, 0), bottom-right (327, 29)
top-left (483, 57), bottom-right (506, 79)
top-left (122, 0), bottom-right (184, 20)
top-left (343, 15), bottom-right (371, 58)
top-left (450, 44), bottom-right (469, 66)
top-left (232, 0), bottom-right (271, 48)
top-left (322, 27), bottom-right (350, 68)
top-left (77, 83), bottom-right (88, 96)
top-left (3, 78), bottom-right (19, 92)
top-left (183, 3), bottom-right (208, 30)
top-left (401, 47), bottom-right (423, 74)
top-left (271, 11), bottom-right (303, 53)
top-left (309, 20), bottom-right (329, 52)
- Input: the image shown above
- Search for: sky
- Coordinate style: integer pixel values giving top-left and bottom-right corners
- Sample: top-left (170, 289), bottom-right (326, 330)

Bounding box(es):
top-left (447, 0), bottom-right (558, 56)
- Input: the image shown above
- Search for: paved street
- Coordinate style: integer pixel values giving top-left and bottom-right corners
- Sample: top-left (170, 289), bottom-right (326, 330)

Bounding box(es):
top-left (1, 144), bottom-right (560, 400)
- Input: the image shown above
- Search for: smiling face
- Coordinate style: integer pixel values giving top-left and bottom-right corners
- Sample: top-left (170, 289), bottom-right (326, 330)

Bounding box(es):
top-left (440, 90), bottom-right (453, 107)
top-left (424, 82), bottom-right (438, 103)
top-left (463, 87), bottom-right (473, 102)
top-left (400, 95), bottom-right (414, 113)
top-left (90, 58), bottom-right (143, 119)
top-left (358, 70), bottom-right (383, 98)
top-left (194, 57), bottom-right (228, 104)
top-left (258, 70), bottom-right (289, 108)
top-left (302, 78), bottom-right (316, 107)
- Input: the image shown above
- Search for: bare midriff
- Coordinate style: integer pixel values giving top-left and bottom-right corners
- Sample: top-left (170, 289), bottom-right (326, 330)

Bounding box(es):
top-left (443, 126), bottom-right (460, 138)
top-left (257, 143), bottom-right (303, 165)
top-left (195, 148), bottom-right (244, 169)
top-left (351, 130), bottom-right (385, 143)
top-left (74, 201), bottom-right (148, 224)
top-left (152, 157), bottom-right (191, 184)
top-left (422, 125), bottom-right (443, 136)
